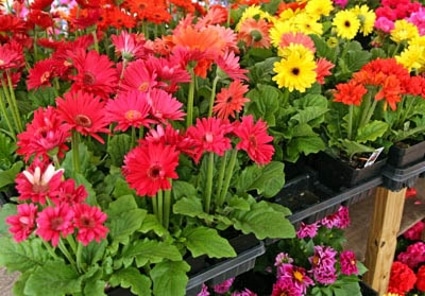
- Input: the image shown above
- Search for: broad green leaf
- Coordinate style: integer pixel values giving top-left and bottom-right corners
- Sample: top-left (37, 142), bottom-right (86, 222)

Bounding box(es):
top-left (151, 261), bottom-right (190, 296)
top-left (290, 106), bottom-right (328, 125)
top-left (245, 84), bottom-right (281, 126)
top-left (122, 239), bottom-right (182, 266)
top-left (24, 261), bottom-right (82, 296)
top-left (106, 194), bottom-right (138, 217)
top-left (236, 161), bottom-right (285, 198)
top-left (184, 227), bottom-right (236, 258)
top-left (340, 140), bottom-right (376, 159)
top-left (12, 270), bottom-right (31, 296)
top-left (83, 280), bottom-right (107, 296)
top-left (112, 177), bottom-right (134, 199)
top-left (356, 120), bottom-right (389, 142)
top-left (171, 181), bottom-right (197, 200)
top-left (107, 134), bottom-right (131, 167)
top-left (0, 203), bottom-right (16, 235)
top-left (62, 143), bottom-right (94, 178)
top-left (0, 237), bottom-right (50, 272)
top-left (233, 201), bottom-right (295, 240)
top-left (285, 136), bottom-right (326, 163)
top-left (109, 267), bottom-right (151, 296)
top-left (0, 161), bottom-right (23, 189)
top-left (226, 196), bottom-right (251, 211)
top-left (138, 214), bottom-right (167, 236)
top-left (173, 196), bottom-right (208, 218)
top-left (81, 240), bottom-right (107, 266)
top-left (0, 132), bottom-right (16, 170)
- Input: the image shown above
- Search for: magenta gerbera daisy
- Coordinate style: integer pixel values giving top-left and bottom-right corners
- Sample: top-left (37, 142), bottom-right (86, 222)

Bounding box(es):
top-left (6, 204), bottom-right (38, 243)
top-left (147, 88), bottom-right (185, 123)
top-left (233, 115), bottom-right (274, 165)
top-left (120, 59), bottom-right (158, 93)
top-left (73, 204), bottom-right (108, 246)
top-left (56, 90), bottom-right (110, 143)
top-left (123, 141), bottom-right (180, 196)
top-left (105, 90), bottom-right (153, 132)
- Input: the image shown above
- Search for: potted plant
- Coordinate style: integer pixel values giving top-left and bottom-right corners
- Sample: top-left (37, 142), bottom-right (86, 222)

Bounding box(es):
top-left (0, 1), bottom-right (297, 295)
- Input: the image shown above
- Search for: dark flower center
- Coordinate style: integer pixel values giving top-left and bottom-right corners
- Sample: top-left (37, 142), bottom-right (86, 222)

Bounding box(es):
top-left (344, 20), bottom-right (351, 27)
top-left (80, 216), bottom-right (95, 228)
top-left (292, 68), bottom-right (300, 75)
top-left (148, 165), bottom-right (163, 179)
top-left (249, 135), bottom-right (257, 148)
top-left (75, 114), bottom-right (92, 127)
top-left (83, 72), bottom-right (96, 85)
top-left (51, 217), bottom-right (64, 230)
top-left (32, 183), bottom-right (49, 194)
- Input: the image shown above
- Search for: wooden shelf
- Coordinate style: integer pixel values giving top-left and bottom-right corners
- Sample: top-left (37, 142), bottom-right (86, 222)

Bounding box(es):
top-left (344, 177), bottom-right (425, 262)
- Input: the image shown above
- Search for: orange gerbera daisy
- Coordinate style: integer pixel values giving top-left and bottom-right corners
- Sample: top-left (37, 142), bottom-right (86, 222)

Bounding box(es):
top-left (333, 81), bottom-right (367, 106)
top-left (213, 80), bottom-right (250, 120)
top-left (238, 18), bottom-right (271, 49)
top-left (279, 32), bottom-right (316, 53)
top-left (316, 58), bottom-right (334, 85)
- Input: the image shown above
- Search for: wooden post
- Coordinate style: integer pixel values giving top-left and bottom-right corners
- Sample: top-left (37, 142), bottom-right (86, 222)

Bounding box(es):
top-left (363, 186), bottom-right (407, 295)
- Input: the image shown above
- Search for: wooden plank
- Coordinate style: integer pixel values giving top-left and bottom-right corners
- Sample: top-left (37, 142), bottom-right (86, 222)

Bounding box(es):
top-left (363, 186), bottom-right (407, 294)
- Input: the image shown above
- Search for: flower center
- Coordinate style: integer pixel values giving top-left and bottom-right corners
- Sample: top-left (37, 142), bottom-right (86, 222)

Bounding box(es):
top-left (51, 217), bottom-right (64, 230)
top-left (248, 135), bottom-right (257, 148)
top-left (125, 110), bottom-right (142, 121)
top-left (0, 59), bottom-right (4, 65)
top-left (80, 216), bottom-right (95, 228)
top-left (32, 183), bottom-right (49, 194)
top-left (75, 114), bottom-right (92, 127)
top-left (344, 20), bottom-right (351, 28)
top-left (19, 216), bottom-right (31, 225)
top-left (41, 71), bottom-right (51, 83)
top-left (312, 255), bottom-right (320, 266)
top-left (83, 72), bottom-right (96, 85)
top-left (148, 165), bottom-right (163, 180)
top-left (293, 270), bottom-right (304, 282)
top-left (291, 67), bottom-right (300, 76)
top-left (138, 82), bottom-right (149, 92)
top-left (205, 132), bottom-right (214, 143)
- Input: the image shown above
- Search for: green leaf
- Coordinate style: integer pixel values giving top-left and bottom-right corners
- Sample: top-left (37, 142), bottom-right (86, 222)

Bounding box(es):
top-left (106, 194), bottom-right (138, 216)
top-left (0, 203), bottom-right (16, 236)
top-left (236, 161), bottom-right (285, 198)
top-left (122, 239), bottom-right (182, 266)
top-left (138, 214), bottom-right (167, 236)
top-left (356, 120), bottom-right (389, 143)
top-left (12, 270), bottom-right (31, 296)
top-left (285, 136), bottom-right (326, 162)
top-left (184, 227), bottom-right (236, 258)
top-left (0, 237), bottom-right (50, 272)
top-left (74, 173), bottom-right (97, 206)
top-left (245, 84), bottom-right (281, 126)
top-left (226, 196), bottom-right (251, 211)
top-left (233, 201), bottom-right (295, 240)
top-left (81, 240), bottom-right (107, 266)
top-left (340, 140), bottom-right (376, 159)
top-left (107, 134), bottom-right (131, 167)
top-left (0, 132), bottom-right (16, 170)
top-left (0, 161), bottom-right (23, 189)
top-left (24, 261), bottom-right (82, 296)
top-left (171, 181), bottom-right (197, 200)
top-left (83, 280), bottom-right (107, 296)
top-left (109, 267), bottom-right (152, 296)
top-left (173, 196), bottom-right (208, 219)
top-left (151, 261), bottom-right (190, 296)
top-left (112, 177), bottom-right (135, 199)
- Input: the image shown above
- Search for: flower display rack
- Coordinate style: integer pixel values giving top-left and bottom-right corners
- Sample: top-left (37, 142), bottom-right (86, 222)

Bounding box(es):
top-left (387, 140), bottom-right (425, 168)
top-left (382, 159), bottom-right (425, 191)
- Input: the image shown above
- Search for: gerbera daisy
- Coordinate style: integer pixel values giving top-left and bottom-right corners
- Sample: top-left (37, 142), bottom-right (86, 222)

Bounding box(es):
top-left (196, 5), bottom-right (227, 27)
top-left (6, 204), bottom-right (38, 243)
top-left (305, 0), bottom-right (333, 18)
top-left (123, 141), bottom-right (180, 196)
top-left (51, 179), bottom-right (88, 206)
top-left (213, 80), bottom-right (249, 120)
top-left (147, 88), bottom-right (185, 123)
top-left (0, 40), bottom-right (25, 71)
top-left (36, 203), bottom-right (75, 247)
top-left (27, 58), bottom-right (59, 90)
top-left (293, 13), bottom-right (323, 35)
top-left (272, 45), bottom-right (317, 93)
top-left (215, 51), bottom-right (248, 81)
top-left (316, 58), bottom-right (334, 84)
top-left (111, 31), bottom-right (148, 61)
top-left (15, 161), bottom-right (64, 205)
top-left (391, 19), bottom-right (419, 44)
top-left (352, 5), bottom-right (376, 36)
top-left (237, 18), bottom-right (271, 49)
top-left (69, 49), bottom-right (119, 99)
top-left (340, 250), bottom-right (359, 275)
top-left (279, 32), bottom-right (316, 55)
top-left (73, 204), bottom-right (108, 246)
top-left (120, 59), bottom-right (158, 93)
top-left (233, 115), bottom-right (274, 165)
top-left (309, 245), bottom-right (338, 285)
top-left (333, 81), bottom-right (367, 106)
top-left (105, 90), bottom-right (153, 132)
top-left (17, 106), bottom-right (70, 161)
top-left (332, 10), bottom-right (361, 40)
top-left (56, 90), bottom-right (110, 143)
top-left (185, 117), bottom-right (233, 163)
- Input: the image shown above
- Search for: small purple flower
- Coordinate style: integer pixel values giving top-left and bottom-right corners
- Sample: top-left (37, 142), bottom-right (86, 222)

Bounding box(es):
top-left (321, 206), bottom-right (350, 229)
top-left (340, 250), bottom-right (358, 275)
top-left (279, 265), bottom-right (314, 294)
top-left (375, 17), bottom-right (395, 33)
top-left (231, 288), bottom-right (257, 296)
top-left (275, 252), bottom-right (294, 277)
top-left (271, 277), bottom-right (303, 296)
top-left (397, 241), bottom-right (425, 269)
top-left (213, 277), bottom-right (234, 294)
top-left (296, 222), bottom-right (320, 239)
top-left (309, 245), bottom-right (338, 285)
top-left (197, 283), bottom-right (210, 296)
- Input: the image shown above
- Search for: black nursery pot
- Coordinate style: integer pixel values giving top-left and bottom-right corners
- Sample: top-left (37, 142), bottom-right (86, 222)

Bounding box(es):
top-left (308, 151), bottom-right (386, 191)
top-left (387, 140), bottom-right (425, 168)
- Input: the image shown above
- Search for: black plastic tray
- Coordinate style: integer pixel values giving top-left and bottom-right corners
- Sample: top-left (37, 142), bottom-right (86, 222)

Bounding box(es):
top-left (360, 281), bottom-right (378, 296)
top-left (382, 159), bottom-right (425, 191)
top-left (387, 140), bottom-right (425, 168)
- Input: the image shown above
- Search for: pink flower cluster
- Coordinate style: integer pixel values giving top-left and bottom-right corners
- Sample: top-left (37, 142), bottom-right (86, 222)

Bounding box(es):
top-left (375, 0), bottom-right (425, 33)
top-left (6, 160), bottom-right (108, 247)
top-left (197, 279), bottom-right (257, 296)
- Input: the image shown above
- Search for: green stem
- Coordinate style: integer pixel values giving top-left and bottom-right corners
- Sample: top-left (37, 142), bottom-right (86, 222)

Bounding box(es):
top-left (58, 239), bottom-right (77, 269)
top-left (152, 196), bottom-right (158, 221)
top-left (0, 91), bottom-right (16, 141)
top-left (218, 149), bottom-right (238, 207)
top-left (42, 241), bottom-right (60, 260)
top-left (92, 29), bottom-right (99, 52)
top-left (6, 72), bottom-right (23, 133)
top-left (163, 186), bottom-right (172, 229)
top-left (1, 77), bottom-right (22, 134)
top-left (186, 68), bottom-right (195, 128)
top-left (157, 190), bottom-right (163, 226)
top-left (76, 242), bottom-right (84, 273)
top-left (204, 152), bottom-right (215, 213)
top-left (358, 90), bottom-right (373, 128)
top-left (363, 99), bottom-right (378, 128)
top-left (71, 131), bottom-right (81, 174)
top-left (347, 104), bottom-right (353, 140)
top-left (131, 126), bottom-right (136, 148)
top-left (214, 151), bottom-right (228, 207)
top-left (208, 75), bottom-right (220, 117)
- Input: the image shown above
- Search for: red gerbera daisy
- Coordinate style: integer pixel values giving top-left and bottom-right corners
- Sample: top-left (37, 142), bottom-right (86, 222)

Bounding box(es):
top-left (147, 88), bottom-right (185, 123)
top-left (123, 141), bottom-right (180, 196)
top-left (105, 90), bottom-right (153, 132)
top-left (56, 90), bottom-right (110, 143)
top-left (17, 106), bottom-right (70, 161)
top-left (111, 31), bottom-right (148, 61)
top-left (51, 179), bottom-right (88, 206)
top-left (16, 160), bottom-right (64, 205)
top-left (185, 117), bottom-right (233, 163)
top-left (36, 203), bottom-right (75, 247)
top-left (233, 115), bottom-right (275, 165)
top-left (27, 58), bottom-right (64, 90)
top-left (69, 49), bottom-right (119, 99)
top-left (73, 204), bottom-right (108, 246)
top-left (316, 58), bottom-right (334, 85)
top-left (213, 80), bottom-right (250, 120)
top-left (6, 204), bottom-right (38, 243)
top-left (120, 59), bottom-right (158, 93)
top-left (0, 40), bottom-right (25, 71)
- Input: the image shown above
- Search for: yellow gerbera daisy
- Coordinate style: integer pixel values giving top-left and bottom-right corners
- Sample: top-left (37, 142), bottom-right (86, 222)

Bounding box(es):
top-left (396, 46), bottom-right (424, 71)
top-left (272, 45), bottom-right (317, 93)
top-left (236, 5), bottom-right (273, 31)
top-left (270, 20), bottom-right (295, 47)
top-left (305, 0), bottom-right (334, 18)
top-left (351, 5), bottom-right (376, 36)
top-left (390, 19), bottom-right (419, 43)
top-left (332, 10), bottom-right (360, 40)
top-left (293, 13), bottom-right (323, 35)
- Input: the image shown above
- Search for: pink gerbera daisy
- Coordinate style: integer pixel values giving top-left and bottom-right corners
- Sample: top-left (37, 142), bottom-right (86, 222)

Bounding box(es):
top-left (123, 141), bottom-right (180, 196)
top-left (316, 58), bottom-right (334, 85)
top-left (185, 117), bottom-right (233, 163)
top-left (215, 51), bottom-right (248, 81)
top-left (238, 18), bottom-right (271, 49)
top-left (56, 90), bottom-right (110, 143)
top-left (120, 59), bottom-right (158, 93)
top-left (17, 106), bottom-right (70, 161)
top-left (147, 88), bottom-right (185, 123)
top-left (105, 90), bottom-right (153, 132)
top-left (6, 204), bottom-right (38, 242)
top-left (111, 30), bottom-right (148, 61)
top-left (50, 179), bottom-right (88, 206)
top-left (233, 115), bottom-right (275, 165)
top-left (279, 32), bottom-right (316, 53)
top-left (15, 160), bottom-right (64, 205)
top-left (69, 49), bottom-right (119, 99)
top-left (73, 204), bottom-right (108, 246)
top-left (36, 203), bottom-right (75, 247)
